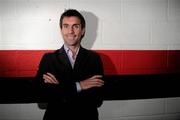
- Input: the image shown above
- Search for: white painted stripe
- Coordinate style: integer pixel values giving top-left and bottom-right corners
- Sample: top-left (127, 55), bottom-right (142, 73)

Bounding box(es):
top-left (1, 0), bottom-right (180, 50)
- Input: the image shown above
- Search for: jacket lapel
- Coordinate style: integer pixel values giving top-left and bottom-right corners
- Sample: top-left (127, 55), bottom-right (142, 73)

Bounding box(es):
top-left (74, 46), bottom-right (88, 71)
top-left (55, 46), bottom-right (89, 71)
top-left (55, 46), bottom-right (72, 70)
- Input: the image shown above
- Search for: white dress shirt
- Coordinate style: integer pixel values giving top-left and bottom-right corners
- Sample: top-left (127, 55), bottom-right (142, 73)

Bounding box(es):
top-left (63, 44), bottom-right (81, 92)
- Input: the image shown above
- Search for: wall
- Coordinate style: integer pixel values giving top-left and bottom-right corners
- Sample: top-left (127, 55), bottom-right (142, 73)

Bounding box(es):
top-left (1, 0), bottom-right (180, 50)
top-left (0, 0), bottom-right (180, 120)
top-left (0, 98), bottom-right (180, 120)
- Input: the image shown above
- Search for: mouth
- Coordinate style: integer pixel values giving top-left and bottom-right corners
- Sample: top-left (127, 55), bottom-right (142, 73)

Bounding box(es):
top-left (67, 35), bottom-right (76, 39)
top-left (68, 37), bottom-right (75, 40)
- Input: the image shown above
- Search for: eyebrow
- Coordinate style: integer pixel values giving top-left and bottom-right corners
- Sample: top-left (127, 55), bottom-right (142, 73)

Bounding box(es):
top-left (62, 23), bottom-right (81, 26)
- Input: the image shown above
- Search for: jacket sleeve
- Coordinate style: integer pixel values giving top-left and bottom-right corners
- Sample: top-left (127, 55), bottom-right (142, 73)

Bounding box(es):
top-left (35, 53), bottom-right (59, 102)
top-left (79, 53), bottom-right (104, 108)
top-left (35, 53), bottom-right (77, 102)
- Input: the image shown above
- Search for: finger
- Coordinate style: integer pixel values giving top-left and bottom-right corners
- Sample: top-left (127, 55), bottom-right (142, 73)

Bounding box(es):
top-left (44, 79), bottom-right (48, 83)
top-left (46, 73), bottom-right (59, 83)
top-left (89, 78), bottom-right (104, 84)
top-left (88, 79), bottom-right (104, 86)
top-left (90, 75), bottom-right (103, 79)
top-left (94, 80), bottom-right (104, 86)
top-left (89, 82), bottom-right (103, 87)
top-left (43, 74), bottom-right (55, 83)
top-left (80, 79), bottom-right (103, 90)
top-left (47, 73), bottom-right (57, 81)
top-left (43, 74), bottom-right (59, 84)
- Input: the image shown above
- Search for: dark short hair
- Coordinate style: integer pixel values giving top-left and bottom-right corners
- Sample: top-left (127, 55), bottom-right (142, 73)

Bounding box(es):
top-left (59, 9), bottom-right (86, 29)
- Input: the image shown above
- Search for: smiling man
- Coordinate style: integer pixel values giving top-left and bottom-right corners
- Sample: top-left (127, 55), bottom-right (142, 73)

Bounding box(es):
top-left (36, 9), bottom-right (104, 120)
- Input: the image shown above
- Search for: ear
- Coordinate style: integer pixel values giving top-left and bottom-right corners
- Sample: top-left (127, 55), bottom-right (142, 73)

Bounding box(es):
top-left (81, 28), bottom-right (85, 36)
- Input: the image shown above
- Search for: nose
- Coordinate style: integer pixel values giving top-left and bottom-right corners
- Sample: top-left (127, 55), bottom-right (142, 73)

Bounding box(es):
top-left (68, 26), bottom-right (74, 34)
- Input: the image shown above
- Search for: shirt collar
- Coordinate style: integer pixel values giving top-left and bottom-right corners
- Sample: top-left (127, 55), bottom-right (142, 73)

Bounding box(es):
top-left (63, 44), bottom-right (70, 53)
top-left (63, 44), bottom-right (80, 56)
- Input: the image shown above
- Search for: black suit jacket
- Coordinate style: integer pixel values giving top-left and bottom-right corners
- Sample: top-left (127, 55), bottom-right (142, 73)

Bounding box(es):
top-left (36, 46), bottom-right (104, 120)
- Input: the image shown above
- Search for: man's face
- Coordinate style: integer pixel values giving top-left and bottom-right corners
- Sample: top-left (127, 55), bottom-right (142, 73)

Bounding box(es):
top-left (61, 16), bottom-right (85, 47)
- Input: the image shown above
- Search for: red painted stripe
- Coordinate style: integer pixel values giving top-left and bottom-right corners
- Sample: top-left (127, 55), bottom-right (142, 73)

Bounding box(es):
top-left (0, 50), bottom-right (180, 77)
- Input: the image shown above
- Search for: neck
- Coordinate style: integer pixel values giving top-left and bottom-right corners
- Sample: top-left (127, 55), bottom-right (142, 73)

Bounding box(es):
top-left (65, 44), bottom-right (80, 54)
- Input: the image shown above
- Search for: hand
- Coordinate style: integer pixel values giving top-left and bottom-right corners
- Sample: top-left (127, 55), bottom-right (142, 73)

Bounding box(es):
top-left (43, 72), bottom-right (59, 84)
top-left (80, 75), bottom-right (104, 90)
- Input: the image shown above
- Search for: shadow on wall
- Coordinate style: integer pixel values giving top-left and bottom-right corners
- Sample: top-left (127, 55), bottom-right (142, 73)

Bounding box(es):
top-left (37, 10), bottom-right (117, 110)
top-left (81, 11), bottom-right (118, 75)
top-left (80, 11), bottom-right (98, 49)
top-left (99, 52), bottom-right (118, 75)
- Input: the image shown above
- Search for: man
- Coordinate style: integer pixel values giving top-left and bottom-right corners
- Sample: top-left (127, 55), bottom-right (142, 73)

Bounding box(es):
top-left (36, 9), bottom-right (104, 120)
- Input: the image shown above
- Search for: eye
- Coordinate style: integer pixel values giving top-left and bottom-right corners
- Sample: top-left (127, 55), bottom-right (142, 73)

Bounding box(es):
top-left (63, 24), bottom-right (69, 28)
top-left (73, 24), bottom-right (80, 29)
